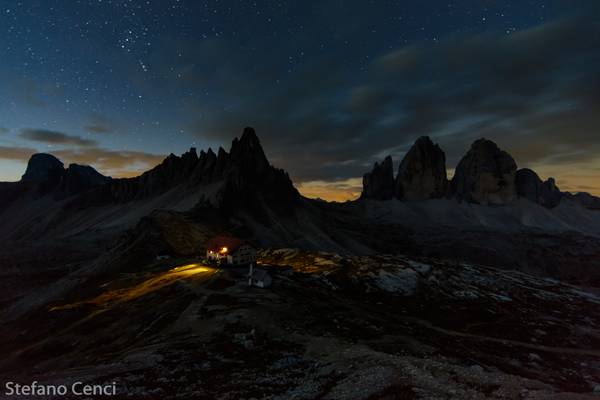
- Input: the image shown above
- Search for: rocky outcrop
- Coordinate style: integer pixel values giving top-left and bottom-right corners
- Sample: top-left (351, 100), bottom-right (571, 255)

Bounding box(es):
top-left (21, 153), bottom-right (65, 191)
top-left (451, 139), bottom-right (517, 205)
top-left (108, 147), bottom-right (199, 200)
top-left (564, 192), bottom-right (600, 210)
top-left (515, 169), bottom-right (565, 208)
top-left (121, 210), bottom-right (215, 265)
top-left (228, 127), bottom-right (270, 176)
top-left (539, 178), bottom-right (562, 208)
top-left (515, 168), bottom-right (542, 203)
top-left (218, 127), bottom-right (299, 213)
top-left (20, 154), bottom-right (109, 196)
top-left (361, 156), bottom-right (395, 200)
top-left (60, 164), bottom-right (110, 195)
top-left (395, 136), bottom-right (448, 200)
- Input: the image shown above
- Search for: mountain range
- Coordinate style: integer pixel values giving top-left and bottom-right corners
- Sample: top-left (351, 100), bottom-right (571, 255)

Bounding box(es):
top-left (2, 127), bottom-right (600, 397)
top-left (362, 135), bottom-right (599, 210)
top-left (2, 127), bottom-right (600, 287)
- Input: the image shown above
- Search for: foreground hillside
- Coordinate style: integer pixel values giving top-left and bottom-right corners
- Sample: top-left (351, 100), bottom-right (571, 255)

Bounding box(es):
top-left (0, 249), bottom-right (599, 399)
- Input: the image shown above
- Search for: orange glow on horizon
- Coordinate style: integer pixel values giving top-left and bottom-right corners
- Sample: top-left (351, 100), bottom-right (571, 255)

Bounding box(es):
top-left (297, 178), bottom-right (362, 202)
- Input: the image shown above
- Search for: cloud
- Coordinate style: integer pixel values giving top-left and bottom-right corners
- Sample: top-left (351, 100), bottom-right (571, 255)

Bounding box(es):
top-left (0, 145), bottom-right (37, 161)
top-left (0, 144), bottom-right (164, 179)
top-left (174, 14), bottom-right (600, 198)
top-left (7, 79), bottom-right (64, 107)
top-left (297, 178), bottom-right (362, 202)
top-left (84, 113), bottom-right (114, 134)
top-left (52, 148), bottom-right (165, 178)
top-left (0, 127), bottom-right (9, 134)
top-left (84, 124), bottom-right (111, 134)
top-left (20, 129), bottom-right (98, 147)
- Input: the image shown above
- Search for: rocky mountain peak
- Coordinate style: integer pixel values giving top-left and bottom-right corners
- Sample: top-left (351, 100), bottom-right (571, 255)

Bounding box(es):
top-left (66, 164), bottom-right (107, 180)
top-left (240, 126), bottom-right (261, 145)
top-left (181, 147), bottom-right (198, 164)
top-left (515, 168), bottom-right (542, 203)
top-left (515, 168), bottom-right (565, 208)
top-left (217, 127), bottom-right (299, 212)
top-left (229, 126), bottom-right (270, 174)
top-left (361, 156), bottom-right (395, 200)
top-left (21, 153), bottom-right (64, 184)
top-left (539, 177), bottom-right (562, 208)
top-left (61, 164), bottom-right (110, 194)
top-left (396, 136), bottom-right (448, 201)
top-left (451, 138), bottom-right (517, 205)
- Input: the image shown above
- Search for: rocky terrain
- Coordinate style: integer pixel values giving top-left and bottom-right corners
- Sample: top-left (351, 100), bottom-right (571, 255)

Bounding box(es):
top-left (1, 127), bottom-right (600, 398)
top-left (0, 249), bottom-right (599, 399)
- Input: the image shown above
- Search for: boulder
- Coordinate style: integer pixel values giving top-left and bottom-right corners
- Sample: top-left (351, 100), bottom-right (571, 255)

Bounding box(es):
top-left (395, 136), bottom-right (448, 200)
top-left (451, 139), bottom-right (517, 205)
top-left (361, 156), bottom-right (395, 200)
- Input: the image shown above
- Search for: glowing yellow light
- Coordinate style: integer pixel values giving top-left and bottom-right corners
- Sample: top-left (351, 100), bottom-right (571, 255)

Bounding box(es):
top-left (49, 263), bottom-right (215, 312)
top-left (220, 247), bottom-right (228, 254)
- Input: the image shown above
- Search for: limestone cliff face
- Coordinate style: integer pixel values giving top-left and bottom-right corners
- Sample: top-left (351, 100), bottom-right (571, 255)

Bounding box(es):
top-left (516, 168), bottom-right (542, 203)
top-left (218, 127), bottom-right (300, 212)
top-left (60, 164), bottom-right (110, 195)
top-left (21, 153), bottom-right (65, 184)
top-left (516, 168), bottom-right (565, 208)
top-left (361, 156), bottom-right (395, 200)
top-left (395, 136), bottom-right (448, 201)
top-left (451, 139), bottom-right (517, 205)
top-left (539, 178), bottom-right (562, 208)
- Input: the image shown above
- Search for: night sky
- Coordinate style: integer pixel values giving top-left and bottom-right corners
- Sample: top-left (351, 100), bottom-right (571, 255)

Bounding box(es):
top-left (1, 1), bottom-right (599, 201)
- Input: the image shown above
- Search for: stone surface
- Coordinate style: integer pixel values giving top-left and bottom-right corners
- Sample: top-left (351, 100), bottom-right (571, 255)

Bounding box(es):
top-left (451, 139), bottom-right (517, 205)
top-left (361, 156), bottom-right (395, 200)
top-left (395, 136), bottom-right (448, 200)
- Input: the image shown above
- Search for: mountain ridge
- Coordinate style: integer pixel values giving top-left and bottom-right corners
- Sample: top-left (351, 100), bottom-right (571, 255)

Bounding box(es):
top-left (362, 135), bottom-right (600, 210)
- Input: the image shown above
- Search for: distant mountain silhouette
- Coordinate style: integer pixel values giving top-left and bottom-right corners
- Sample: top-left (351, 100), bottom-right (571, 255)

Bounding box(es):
top-left (362, 135), bottom-right (600, 210)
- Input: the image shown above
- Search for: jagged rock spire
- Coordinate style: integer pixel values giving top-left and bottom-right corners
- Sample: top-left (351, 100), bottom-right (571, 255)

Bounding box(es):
top-left (229, 127), bottom-right (270, 175)
top-left (361, 156), bottom-right (395, 200)
top-left (451, 139), bottom-right (517, 205)
top-left (396, 136), bottom-right (448, 201)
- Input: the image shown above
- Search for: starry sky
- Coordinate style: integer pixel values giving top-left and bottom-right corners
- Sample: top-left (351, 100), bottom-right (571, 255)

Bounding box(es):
top-left (1, 0), bottom-right (599, 201)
